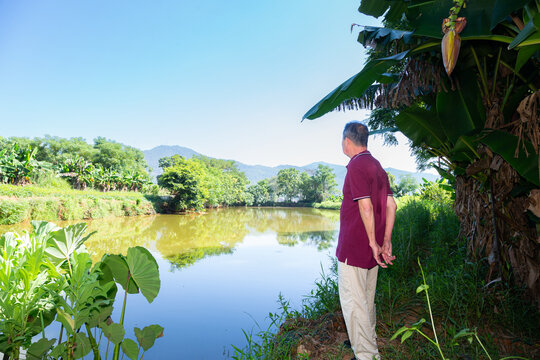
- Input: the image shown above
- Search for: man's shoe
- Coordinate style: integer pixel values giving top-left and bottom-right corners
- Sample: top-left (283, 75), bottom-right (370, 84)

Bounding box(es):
top-left (344, 339), bottom-right (351, 348)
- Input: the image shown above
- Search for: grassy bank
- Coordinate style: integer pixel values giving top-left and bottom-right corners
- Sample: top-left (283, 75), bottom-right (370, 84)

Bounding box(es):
top-left (0, 183), bottom-right (163, 225)
top-left (233, 198), bottom-right (539, 359)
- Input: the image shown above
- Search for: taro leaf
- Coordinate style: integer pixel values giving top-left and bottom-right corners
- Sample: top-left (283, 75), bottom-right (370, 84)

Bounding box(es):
top-left (46, 223), bottom-right (95, 266)
top-left (303, 51), bottom-right (409, 120)
top-left (416, 284), bottom-right (429, 293)
top-left (72, 333), bottom-right (91, 359)
top-left (100, 322), bottom-right (125, 345)
top-left (56, 308), bottom-right (75, 335)
top-left (26, 338), bottom-right (56, 360)
top-left (102, 254), bottom-right (139, 294)
top-left (49, 343), bottom-right (66, 359)
top-left (86, 305), bottom-right (113, 328)
top-left (126, 247), bottom-right (160, 303)
top-left (121, 338), bottom-right (140, 360)
top-left (134, 324), bottom-right (164, 351)
top-left (481, 130), bottom-right (539, 186)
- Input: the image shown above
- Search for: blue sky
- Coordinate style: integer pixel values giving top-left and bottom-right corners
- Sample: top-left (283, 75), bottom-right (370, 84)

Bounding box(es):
top-left (0, 1), bottom-right (423, 171)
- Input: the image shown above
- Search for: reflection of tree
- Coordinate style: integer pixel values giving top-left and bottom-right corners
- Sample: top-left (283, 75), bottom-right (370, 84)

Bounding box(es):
top-left (277, 230), bottom-right (337, 251)
top-left (1, 207), bottom-right (341, 268)
top-left (166, 246), bottom-right (234, 271)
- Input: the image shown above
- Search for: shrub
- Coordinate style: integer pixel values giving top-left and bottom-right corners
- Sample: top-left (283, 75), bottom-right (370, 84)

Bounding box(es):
top-left (0, 200), bottom-right (29, 225)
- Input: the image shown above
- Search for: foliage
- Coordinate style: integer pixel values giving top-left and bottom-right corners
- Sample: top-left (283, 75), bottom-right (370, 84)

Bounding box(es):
top-left (419, 178), bottom-right (454, 204)
top-left (276, 168), bottom-right (302, 202)
top-left (0, 143), bottom-right (50, 186)
top-left (0, 221), bottom-right (164, 360)
top-left (304, 0), bottom-right (540, 304)
top-left (233, 197), bottom-right (538, 359)
top-left (248, 179), bottom-right (276, 206)
top-left (158, 157), bottom-right (209, 211)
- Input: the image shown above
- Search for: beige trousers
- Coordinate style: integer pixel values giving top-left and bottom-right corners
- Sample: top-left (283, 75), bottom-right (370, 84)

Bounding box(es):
top-left (338, 260), bottom-right (380, 360)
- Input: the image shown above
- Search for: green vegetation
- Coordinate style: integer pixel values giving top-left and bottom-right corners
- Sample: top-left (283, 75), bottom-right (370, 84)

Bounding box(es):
top-left (232, 197), bottom-right (539, 359)
top-left (0, 183), bottom-right (158, 225)
top-left (0, 221), bottom-right (163, 360)
top-left (304, 0), bottom-right (540, 307)
top-left (0, 136), bottom-right (152, 192)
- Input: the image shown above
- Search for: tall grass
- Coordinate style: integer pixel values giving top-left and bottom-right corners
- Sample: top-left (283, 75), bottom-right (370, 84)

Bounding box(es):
top-left (232, 197), bottom-right (539, 359)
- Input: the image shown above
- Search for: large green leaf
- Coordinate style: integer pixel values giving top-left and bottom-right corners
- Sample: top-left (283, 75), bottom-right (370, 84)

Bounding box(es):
top-left (126, 247), bottom-right (160, 303)
top-left (303, 51), bottom-right (409, 120)
top-left (121, 338), bottom-right (139, 360)
top-left (508, 13), bottom-right (540, 49)
top-left (102, 254), bottom-right (139, 293)
top-left (515, 44), bottom-right (540, 72)
top-left (357, 26), bottom-right (415, 51)
top-left (72, 333), bottom-right (91, 359)
top-left (481, 130), bottom-right (539, 186)
top-left (100, 322), bottom-right (125, 345)
top-left (405, 0), bottom-right (530, 38)
top-left (436, 76), bottom-right (485, 142)
top-left (26, 338), bottom-right (56, 360)
top-left (134, 324), bottom-right (164, 351)
top-left (395, 106), bottom-right (449, 150)
top-left (46, 223), bottom-right (95, 266)
top-left (358, 0), bottom-right (393, 18)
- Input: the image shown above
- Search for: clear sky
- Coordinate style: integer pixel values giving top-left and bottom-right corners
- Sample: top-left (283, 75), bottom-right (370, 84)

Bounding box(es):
top-left (0, 0), bottom-right (423, 171)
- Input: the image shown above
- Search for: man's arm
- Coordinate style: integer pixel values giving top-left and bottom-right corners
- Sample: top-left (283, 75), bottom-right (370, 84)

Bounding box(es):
top-left (382, 196), bottom-right (397, 265)
top-left (357, 198), bottom-right (387, 268)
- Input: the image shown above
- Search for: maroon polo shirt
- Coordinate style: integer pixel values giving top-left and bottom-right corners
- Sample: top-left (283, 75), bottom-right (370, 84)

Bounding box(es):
top-left (336, 150), bottom-right (393, 269)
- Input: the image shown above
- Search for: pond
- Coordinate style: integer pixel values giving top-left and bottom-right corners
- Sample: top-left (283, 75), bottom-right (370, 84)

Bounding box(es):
top-left (1, 207), bottom-right (340, 359)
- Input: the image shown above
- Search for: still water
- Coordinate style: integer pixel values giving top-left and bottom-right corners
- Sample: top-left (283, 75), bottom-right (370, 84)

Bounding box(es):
top-left (2, 207), bottom-right (340, 359)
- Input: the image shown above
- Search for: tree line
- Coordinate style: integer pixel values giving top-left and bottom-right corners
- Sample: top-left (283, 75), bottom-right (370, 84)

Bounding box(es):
top-left (157, 155), bottom-right (340, 211)
top-left (0, 136), bottom-right (152, 192)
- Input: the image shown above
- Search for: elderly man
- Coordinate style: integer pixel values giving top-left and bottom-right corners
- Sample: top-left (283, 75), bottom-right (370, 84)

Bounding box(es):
top-left (337, 121), bottom-right (397, 360)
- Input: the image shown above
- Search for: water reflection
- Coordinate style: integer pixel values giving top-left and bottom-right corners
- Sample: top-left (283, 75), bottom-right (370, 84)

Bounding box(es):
top-left (1, 207), bottom-right (339, 267)
top-left (0, 207), bottom-right (340, 359)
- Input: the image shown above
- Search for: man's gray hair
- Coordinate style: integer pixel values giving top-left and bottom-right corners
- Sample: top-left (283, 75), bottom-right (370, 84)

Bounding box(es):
top-left (343, 121), bottom-right (368, 147)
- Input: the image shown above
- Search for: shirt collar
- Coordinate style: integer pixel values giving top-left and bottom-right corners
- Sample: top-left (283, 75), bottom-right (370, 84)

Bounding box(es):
top-left (347, 150), bottom-right (370, 167)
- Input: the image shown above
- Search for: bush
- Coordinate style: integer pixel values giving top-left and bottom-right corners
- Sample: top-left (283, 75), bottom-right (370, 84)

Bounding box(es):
top-left (0, 200), bottom-right (29, 225)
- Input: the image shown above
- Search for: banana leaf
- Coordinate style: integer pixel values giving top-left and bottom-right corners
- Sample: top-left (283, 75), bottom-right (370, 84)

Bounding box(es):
top-left (508, 13), bottom-right (540, 49)
top-left (394, 106), bottom-right (449, 149)
top-left (481, 130), bottom-right (539, 186)
top-left (303, 51), bottom-right (409, 120)
top-left (405, 0), bottom-right (530, 38)
top-left (357, 26), bottom-right (415, 51)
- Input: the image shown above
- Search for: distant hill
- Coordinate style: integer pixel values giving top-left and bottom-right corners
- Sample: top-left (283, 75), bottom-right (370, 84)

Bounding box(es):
top-left (143, 145), bottom-right (438, 189)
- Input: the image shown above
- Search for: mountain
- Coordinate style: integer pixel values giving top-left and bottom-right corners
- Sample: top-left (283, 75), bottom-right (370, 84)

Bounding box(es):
top-left (143, 145), bottom-right (438, 189)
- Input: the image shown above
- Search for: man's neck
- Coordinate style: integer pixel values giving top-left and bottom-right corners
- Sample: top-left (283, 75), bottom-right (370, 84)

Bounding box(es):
top-left (348, 146), bottom-right (367, 158)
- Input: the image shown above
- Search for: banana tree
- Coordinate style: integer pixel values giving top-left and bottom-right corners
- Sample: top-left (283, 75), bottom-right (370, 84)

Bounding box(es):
top-left (304, 0), bottom-right (540, 305)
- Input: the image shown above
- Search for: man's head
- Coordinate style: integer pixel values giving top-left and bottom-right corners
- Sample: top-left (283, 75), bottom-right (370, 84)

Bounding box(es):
top-left (342, 121), bottom-right (368, 158)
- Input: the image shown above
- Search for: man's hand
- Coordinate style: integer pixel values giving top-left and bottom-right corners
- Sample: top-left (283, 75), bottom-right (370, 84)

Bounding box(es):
top-left (382, 240), bottom-right (396, 266)
top-left (369, 242), bottom-right (387, 268)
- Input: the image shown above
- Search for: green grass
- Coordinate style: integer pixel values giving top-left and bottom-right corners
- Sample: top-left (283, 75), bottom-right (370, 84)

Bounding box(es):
top-left (0, 183), bottom-right (163, 224)
top-left (232, 197), bottom-right (539, 359)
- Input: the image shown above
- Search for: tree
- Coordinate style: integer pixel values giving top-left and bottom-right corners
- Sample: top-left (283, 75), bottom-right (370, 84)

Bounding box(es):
top-left (311, 164), bottom-right (338, 202)
top-left (248, 179), bottom-right (273, 206)
top-left (396, 175), bottom-right (418, 197)
top-left (157, 158), bottom-right (208, 211)
top-left (276, 168), bottom-right (302, 202)
top-left (304, 0), bottom-right (540, 304)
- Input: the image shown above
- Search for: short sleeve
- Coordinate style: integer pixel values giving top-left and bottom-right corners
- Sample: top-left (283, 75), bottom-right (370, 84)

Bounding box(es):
top-left (348, 164), bottom-right (371, 201)
top-left (385, 173), bottom-right (394, 196)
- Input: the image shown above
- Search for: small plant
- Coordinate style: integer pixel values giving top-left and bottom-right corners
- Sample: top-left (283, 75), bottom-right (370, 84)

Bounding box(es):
top-left (391, 259), bottom-right (530, 360)
top-left (0, 221), bottom-right (164, 360)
